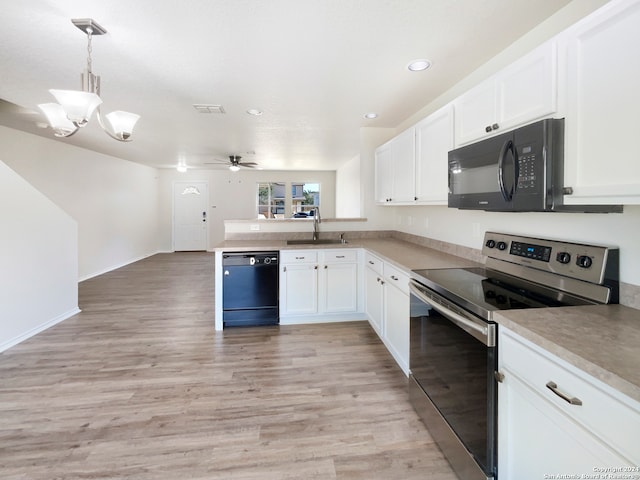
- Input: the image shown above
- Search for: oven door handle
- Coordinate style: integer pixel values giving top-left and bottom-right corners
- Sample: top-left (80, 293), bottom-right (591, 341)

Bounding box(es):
top-left (410, 281), bottom-right (496, 347)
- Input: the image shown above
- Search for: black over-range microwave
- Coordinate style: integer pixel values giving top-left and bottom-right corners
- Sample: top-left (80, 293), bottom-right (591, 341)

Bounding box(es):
top-left (447, 118), bottom-right (621, 213)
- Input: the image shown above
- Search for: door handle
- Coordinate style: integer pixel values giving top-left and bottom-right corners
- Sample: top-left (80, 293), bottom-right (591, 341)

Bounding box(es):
top-left (497, 139), bottom-right (517, 202)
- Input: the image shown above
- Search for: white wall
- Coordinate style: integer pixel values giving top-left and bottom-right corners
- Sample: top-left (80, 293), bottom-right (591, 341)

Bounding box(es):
top-left (336, 155), bottom-right (361, 218)
top-left (157, 168), bottom-right (337, 250)
top-left (0, 160), bottom-right (79, 351)
top-left (0, 126), bottom-right (161, 280)
top-left (393, 205), bottom-right (640, 287)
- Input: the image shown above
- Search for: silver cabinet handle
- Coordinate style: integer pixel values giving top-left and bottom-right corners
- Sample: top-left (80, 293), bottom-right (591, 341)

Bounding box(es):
top-left (295, 256), bottom-right (305, 260)
top-left (546, 381), bottom-right (583, 406)
top-left (324, 265), bottom-right (328, 269)
top-left (390, 275), bottom-right (399, 281)
top-left (336, 255), bottom-right (345, 259)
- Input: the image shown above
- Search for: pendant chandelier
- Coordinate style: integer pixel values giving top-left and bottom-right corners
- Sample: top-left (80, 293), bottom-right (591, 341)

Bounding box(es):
top-left (38, 18), bottom-right (140, 142)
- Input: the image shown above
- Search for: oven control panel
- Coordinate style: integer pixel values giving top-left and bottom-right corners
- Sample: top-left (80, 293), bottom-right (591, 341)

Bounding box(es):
top-left (482, 232), bottom-right (617, 285)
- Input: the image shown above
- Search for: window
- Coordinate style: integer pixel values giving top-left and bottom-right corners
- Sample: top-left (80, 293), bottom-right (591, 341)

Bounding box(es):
top-left (257, 182), bottom-right (285, 218)
top-left (256, 182), bottom-right (321, 218)
top-left (292, 183), bottom-right (320, 215)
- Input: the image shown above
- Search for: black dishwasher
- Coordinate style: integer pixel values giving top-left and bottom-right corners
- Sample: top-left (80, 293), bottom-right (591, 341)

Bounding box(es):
top-left (222, 252), bottom-right (279, 327)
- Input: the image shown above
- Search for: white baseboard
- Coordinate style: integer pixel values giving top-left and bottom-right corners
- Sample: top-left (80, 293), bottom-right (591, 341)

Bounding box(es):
top-left (279, 313), bottom-right (367, 325)
top-left (0, 307), bottom-right (81, 353)
top-left (79, 250), bottom-right (163, 282)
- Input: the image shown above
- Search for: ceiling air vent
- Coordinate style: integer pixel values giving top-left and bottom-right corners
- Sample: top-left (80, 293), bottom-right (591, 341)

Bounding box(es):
top-left (193, 104), bottom-right (226, 114)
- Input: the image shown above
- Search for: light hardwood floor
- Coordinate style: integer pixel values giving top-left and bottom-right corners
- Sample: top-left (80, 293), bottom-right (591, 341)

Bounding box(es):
top-left (0, 252), bottom-right (457, 480)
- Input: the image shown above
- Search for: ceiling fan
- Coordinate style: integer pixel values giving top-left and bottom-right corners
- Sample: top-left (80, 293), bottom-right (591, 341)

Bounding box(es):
top-left (204, 155), bottom-right (258, 171)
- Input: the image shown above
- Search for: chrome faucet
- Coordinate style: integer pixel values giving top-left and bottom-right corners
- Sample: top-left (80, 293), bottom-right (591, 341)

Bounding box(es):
top-left (312, 207), bottom-right (321, 240)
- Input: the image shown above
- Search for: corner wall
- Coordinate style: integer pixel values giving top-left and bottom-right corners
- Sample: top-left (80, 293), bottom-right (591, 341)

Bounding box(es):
top-left (0, 160), bottom-right (78, 351)
top-left (0, 126), bottom-right (161, 280)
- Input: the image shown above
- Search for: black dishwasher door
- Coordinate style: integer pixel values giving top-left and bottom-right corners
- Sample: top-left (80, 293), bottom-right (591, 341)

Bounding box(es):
top-left (222, 252), bottom-right (279, 327)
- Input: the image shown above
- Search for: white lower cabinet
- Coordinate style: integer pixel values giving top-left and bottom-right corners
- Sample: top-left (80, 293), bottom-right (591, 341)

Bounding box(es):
top-left (382, 264), bottom-right (410, 375)
top-left (364, 253), bottom-right (385, 337)
top-left (279, 251), bottom-right (318, 316)
top-left (279, 249), bottom-right (363, 323)
top-left (498, 327), bottom-right (640, 479)
top-left (364, 252), bottom-right (410, 375)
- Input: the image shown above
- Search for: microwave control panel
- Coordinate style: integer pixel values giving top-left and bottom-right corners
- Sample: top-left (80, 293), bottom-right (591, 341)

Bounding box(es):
top-left (517, 145), bottom-right (537, 190)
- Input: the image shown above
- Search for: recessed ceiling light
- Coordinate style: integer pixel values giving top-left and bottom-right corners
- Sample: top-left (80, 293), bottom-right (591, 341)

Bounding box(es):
top-left (407, 59), bottom-right (431, 72)
top-left (176, 165), bottom-right (187, 173)
top-left (246, 109), bottom-right (263, 116)
top-left (364, 112), bottom-right (378, 119)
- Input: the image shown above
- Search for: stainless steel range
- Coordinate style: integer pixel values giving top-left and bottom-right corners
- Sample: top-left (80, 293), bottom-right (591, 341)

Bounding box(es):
top-left (409, 232), bottom-right (619, 480)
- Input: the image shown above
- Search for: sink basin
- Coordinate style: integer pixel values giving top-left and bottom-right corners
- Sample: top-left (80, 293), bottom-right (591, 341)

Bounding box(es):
top-left (286, 239), bottom-right (347, 245)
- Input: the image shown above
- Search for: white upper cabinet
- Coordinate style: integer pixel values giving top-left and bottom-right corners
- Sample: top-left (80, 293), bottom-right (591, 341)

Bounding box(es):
top-left (375, 127), bottom-right (416, 204)
top-left (374, 141), bottom-right (394, 204)
top-left (560, 0), bottom-right (640, 205)
top-left (414, 104), bottom-right (454, 204)
top-left (455, 41), bottom-right (557, 146)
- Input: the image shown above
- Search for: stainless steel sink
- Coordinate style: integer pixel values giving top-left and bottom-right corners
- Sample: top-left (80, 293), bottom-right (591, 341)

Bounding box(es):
top-left (286, 239), bottom-right (347, 245)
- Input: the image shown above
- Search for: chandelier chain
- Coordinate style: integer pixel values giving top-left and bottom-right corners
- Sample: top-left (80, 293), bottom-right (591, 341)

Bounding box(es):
top-left (86, 27), bottom-right (93, 74)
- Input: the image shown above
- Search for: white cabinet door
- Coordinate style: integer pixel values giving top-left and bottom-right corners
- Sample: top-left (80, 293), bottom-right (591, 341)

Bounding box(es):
top-left (375, 128), bottom-right (415, 204)
top-left (322, 262), bottom-right (358, 313)
top-left (498, 327), bottom-right (640, 477)
top-left (375, 142), bottom-right (394, 204)
top-left (497, 41), bottom-right (557, 133)
top-left (391, 127), bottom-right (416, 203)
top-left (414, 104), bottom-right (454, 204)
top-left (562, 0), bottom-right (640, 204)
top-left (498, 369), bottom-right (628, 480)
top-left (454, 77), bottom-right (497, 146)
top-left (383, 273), bottom-right (409, 375)
top-left (455, 41), bottom-right (557, 146)
top-left (365, 265), bottom-right (384, 337)
top-left (280, 263), bottom-right (318, 315)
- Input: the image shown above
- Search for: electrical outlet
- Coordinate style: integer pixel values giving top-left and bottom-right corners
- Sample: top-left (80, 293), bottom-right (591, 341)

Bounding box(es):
top-left (250, 224), bottom-right (260, 231)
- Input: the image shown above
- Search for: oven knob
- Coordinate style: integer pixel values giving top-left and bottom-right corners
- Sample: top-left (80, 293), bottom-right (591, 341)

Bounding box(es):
top-left (577, 255), bottom-right (593, 269)
top-left (556, 252), bottom-right (571, 264)
top-left (496, 295), bottom-right (507, 304)
top-left (264, 257), bottom-right (272, 265)
top-left (485, 239), bottom-right (496, 248)
top-left (497, 241), bottom-right (507, 251)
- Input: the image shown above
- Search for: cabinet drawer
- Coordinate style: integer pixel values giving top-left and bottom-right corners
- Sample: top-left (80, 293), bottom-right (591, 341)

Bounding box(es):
top-left (280, 250), bottom-right (318, 264)
top-left (365, 252), bottom-right (383, 276)
top-left (500, 329), bottom-right (640, 463)
top-left (384, 263), bottom-right (410, 294)
top-left (323, 249), bottom-right (357, 263)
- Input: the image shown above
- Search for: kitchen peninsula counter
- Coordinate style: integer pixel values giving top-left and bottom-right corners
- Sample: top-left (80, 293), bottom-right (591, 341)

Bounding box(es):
top-left (214, 237), bottom-right (640, 402)
top-left (214, 237), bottom-right (482, 271)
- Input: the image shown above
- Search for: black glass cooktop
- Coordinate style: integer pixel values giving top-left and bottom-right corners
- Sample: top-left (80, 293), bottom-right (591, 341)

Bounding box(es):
top-left (411, 267), bottom-right (593, 320)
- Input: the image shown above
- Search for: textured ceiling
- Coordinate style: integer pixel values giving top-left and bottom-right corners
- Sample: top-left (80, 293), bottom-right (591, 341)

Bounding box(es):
top-left (0, 0), bottom-right (573, 171)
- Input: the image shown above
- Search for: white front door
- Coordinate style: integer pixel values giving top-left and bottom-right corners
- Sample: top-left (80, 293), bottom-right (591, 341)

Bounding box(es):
top-left (173, 182), bottom-right (209, 251)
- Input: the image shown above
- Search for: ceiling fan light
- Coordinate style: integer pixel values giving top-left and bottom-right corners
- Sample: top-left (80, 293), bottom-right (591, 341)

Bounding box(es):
top-left (229, 165), bottom-right (240, 172)
top-left (37, 102), bottom-right (78, 136)
top-left (49, 89), bottom-right (102, 126)
top-left (105, 110), bottom-right (141, 140)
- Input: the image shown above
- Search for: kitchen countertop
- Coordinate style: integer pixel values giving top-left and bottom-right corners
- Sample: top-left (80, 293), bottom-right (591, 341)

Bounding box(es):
top-left (495, 305), bottom-right (640, 403)
top-left (215, 237), bottom-right (640, 403)
top-left (215, 238), bottom-right (481, 271)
